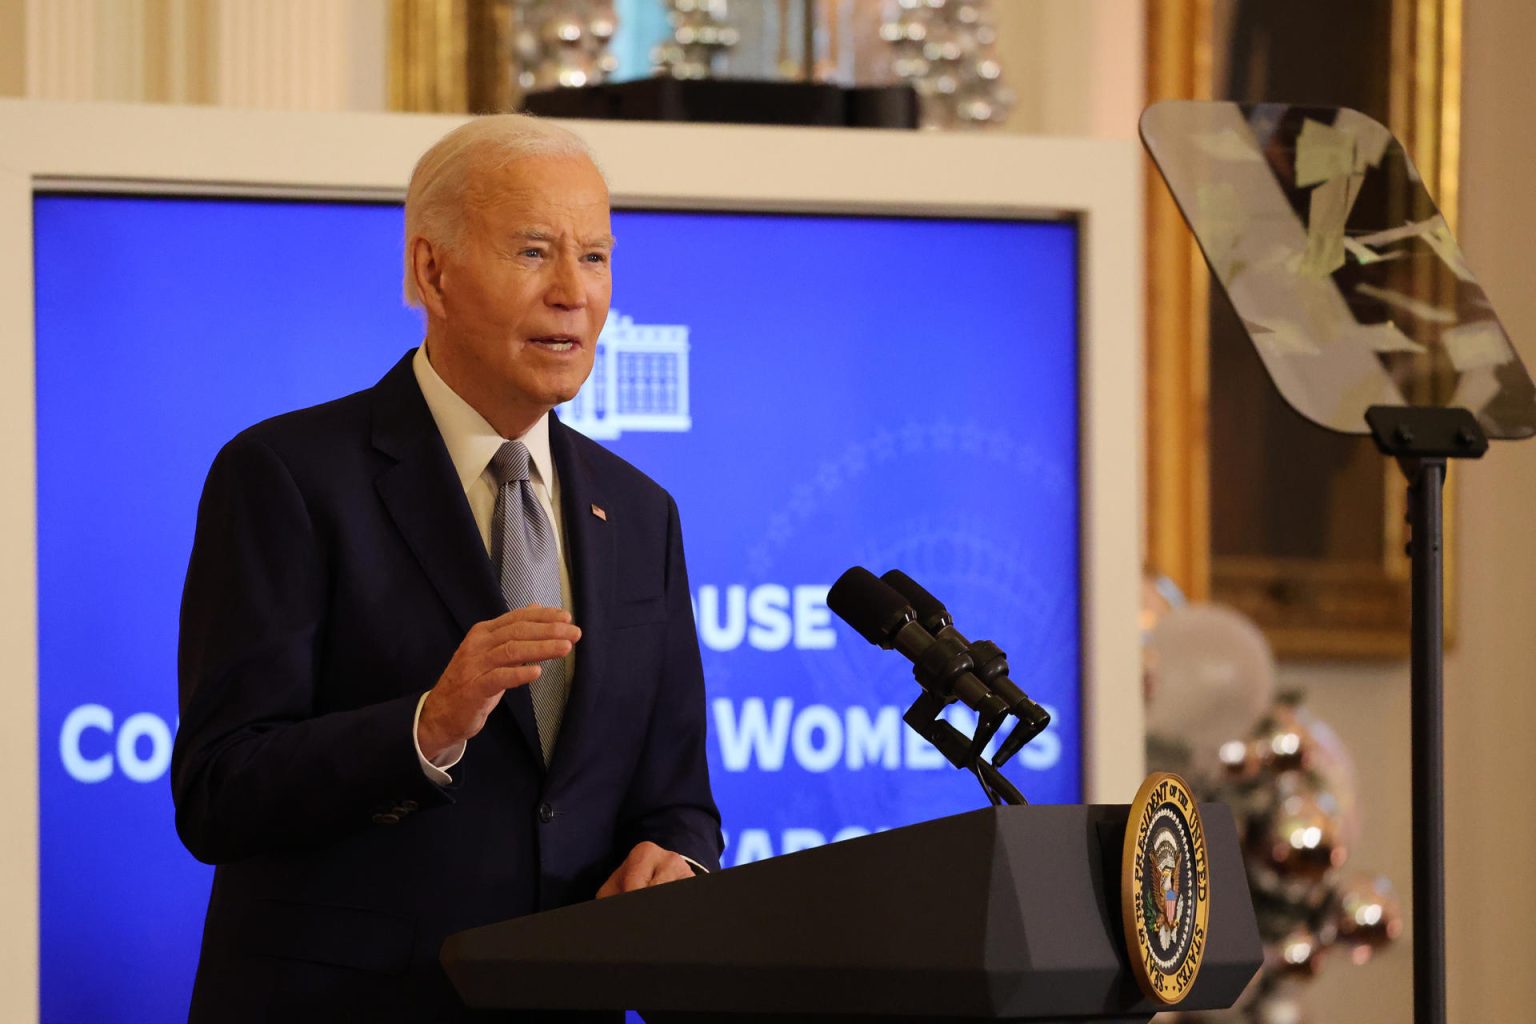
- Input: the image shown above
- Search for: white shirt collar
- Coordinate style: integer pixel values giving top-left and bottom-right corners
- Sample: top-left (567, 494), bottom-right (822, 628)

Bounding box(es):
top-left (411, 342), bottom-right (554, 494)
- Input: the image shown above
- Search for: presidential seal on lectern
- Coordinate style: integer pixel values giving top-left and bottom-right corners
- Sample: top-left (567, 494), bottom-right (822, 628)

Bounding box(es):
top-left (1122, 771), bottom-right (1211, 1003)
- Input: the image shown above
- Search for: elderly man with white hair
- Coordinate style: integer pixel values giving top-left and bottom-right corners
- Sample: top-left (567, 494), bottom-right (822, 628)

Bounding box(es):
top-left (171, 114), bottom-right (722, 1022)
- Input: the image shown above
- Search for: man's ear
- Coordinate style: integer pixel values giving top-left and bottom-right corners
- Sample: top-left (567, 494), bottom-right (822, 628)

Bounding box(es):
top-left (410, 236), bottom-right (449, 319)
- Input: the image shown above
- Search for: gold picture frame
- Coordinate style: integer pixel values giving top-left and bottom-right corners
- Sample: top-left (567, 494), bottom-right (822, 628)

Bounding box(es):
top-left (1144, 0), bottom-right (1463, 658)
top-left (389, 0), bottom-right (514, 114)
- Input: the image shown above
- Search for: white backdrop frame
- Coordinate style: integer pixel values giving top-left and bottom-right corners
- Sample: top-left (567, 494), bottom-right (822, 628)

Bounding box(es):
top-left (0, 98), bottom-right (1143, 1020)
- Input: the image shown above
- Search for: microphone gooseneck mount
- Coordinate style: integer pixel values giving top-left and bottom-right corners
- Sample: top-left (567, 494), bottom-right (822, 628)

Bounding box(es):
top-left (826, 566), bottom-right (1052, 808)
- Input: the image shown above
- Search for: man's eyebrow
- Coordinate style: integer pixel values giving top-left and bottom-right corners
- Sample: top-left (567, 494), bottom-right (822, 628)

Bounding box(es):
top-left (511, 230), bottom-right (616, 249)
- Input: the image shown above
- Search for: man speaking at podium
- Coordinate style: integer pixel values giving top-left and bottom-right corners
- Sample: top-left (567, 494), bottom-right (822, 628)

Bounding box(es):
top-left (171, 115), bottom-right (722, 1021)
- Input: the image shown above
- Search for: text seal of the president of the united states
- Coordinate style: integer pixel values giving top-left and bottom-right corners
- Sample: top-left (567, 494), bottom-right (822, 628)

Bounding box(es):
top-left (1121, 771), bottom-right (1210, 1004)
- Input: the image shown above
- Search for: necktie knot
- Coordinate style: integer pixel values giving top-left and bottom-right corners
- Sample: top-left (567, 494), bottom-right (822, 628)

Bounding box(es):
top-left (488, 440), bottom-right (532, 486)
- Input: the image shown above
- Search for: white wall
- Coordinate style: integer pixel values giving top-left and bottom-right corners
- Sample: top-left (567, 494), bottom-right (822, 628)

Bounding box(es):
top-left (0, 97), bottom-right (1144, 1021)
top-left (995, 0), bottom-right (1145, 141)
top-left (1437, 1), bottom-right (1536, 1017)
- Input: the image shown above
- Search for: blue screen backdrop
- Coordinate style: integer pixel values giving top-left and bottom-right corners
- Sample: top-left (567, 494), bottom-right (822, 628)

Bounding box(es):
top-left (34, 194), bottom-right (1081, 1021)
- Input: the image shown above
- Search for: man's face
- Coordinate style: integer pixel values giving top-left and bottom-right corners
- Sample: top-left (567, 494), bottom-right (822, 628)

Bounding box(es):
top-left (428, 153), bottom-right (613, 425)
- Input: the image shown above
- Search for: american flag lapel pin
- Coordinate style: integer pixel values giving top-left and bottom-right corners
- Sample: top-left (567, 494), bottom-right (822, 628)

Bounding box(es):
top-left (590, 503), bottom-right (608, 521)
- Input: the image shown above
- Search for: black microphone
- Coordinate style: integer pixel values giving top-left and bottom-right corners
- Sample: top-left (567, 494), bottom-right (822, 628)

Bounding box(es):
top-left (827, 567), bottom-right (1010, 720)
top-left (825, 566), bottom-right (916, 648)
top-left (879, 569), bottom-right (1051, 766)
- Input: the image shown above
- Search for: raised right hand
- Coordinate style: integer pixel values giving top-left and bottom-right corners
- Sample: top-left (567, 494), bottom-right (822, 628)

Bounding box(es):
top-left (416, 605), bottom-right (580, 763)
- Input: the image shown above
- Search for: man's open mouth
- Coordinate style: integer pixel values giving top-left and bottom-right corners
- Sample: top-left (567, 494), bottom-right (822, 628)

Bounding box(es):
top-left (530, 335), bottom-right (579, 352)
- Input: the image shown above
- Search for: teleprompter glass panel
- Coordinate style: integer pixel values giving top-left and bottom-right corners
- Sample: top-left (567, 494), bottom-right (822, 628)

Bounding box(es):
top-left (1142, 100), bottom-right (1536, 439)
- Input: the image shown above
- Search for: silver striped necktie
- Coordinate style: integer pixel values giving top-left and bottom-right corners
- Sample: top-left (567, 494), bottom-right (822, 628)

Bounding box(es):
top-left (487, 439), bottom-right (569, 764)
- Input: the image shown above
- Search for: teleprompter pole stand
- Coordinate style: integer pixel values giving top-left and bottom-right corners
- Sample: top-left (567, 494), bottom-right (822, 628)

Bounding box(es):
top-left (1365, 405), bottom-right (1488, 1024)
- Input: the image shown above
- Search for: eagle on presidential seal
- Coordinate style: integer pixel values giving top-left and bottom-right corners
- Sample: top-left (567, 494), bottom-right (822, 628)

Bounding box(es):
top-left (1141, 830), bottom-right (1183, 950)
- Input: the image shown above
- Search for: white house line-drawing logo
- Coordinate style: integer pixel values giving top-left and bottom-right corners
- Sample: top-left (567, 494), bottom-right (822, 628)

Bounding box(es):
top-left (557, 310), bottom-right (692, 440)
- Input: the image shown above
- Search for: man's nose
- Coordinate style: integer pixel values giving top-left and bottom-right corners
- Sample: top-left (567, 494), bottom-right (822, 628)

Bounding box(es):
top-left (544, 254), bottom-right (586, 310)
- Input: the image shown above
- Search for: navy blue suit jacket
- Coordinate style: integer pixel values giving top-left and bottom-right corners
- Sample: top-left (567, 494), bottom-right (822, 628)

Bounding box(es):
top-left (171, 351), bottom-right (722, 1022)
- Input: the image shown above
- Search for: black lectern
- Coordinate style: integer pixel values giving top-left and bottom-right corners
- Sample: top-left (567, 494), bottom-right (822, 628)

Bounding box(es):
top-left (441, 804), bottom-right (1261, 1022)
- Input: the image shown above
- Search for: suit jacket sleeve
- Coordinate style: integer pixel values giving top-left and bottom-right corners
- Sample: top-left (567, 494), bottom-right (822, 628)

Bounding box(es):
top-left (171, 435), bottom-right (450, 865)
top-left (612, 494), bottom-right (723, 872)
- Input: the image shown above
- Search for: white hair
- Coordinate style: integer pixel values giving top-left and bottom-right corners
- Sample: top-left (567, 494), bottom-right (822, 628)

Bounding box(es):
top-left (402, 113), bottom-right (601, 308)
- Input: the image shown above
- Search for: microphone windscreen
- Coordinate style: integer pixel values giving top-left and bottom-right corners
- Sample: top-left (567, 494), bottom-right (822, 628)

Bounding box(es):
top-left (828, 566), bottom-right (913, 647)
top-left (881, 569), bottom-right (952, 633)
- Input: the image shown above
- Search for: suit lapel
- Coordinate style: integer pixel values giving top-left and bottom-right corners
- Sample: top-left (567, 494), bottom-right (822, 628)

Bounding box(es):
top-left (369, 351), bottom-right (543, 765)
top-left (547, 414), bottom-right (615, 777)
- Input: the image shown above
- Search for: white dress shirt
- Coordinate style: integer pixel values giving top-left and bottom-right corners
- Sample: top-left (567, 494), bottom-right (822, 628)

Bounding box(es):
top-left (409, 342), bottom-right (575, 782)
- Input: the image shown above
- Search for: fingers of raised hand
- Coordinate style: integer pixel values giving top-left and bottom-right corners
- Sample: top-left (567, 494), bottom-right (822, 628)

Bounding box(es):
top-left (462, 616), bottom-right (574, 668)
top-left (465, 607), bottom-right (571, 649)
top-left (424, 609), bottom-right (578, 750)
top-left (474, 663), bottom-right (542, 694)
top-left (478, 615), bottom-right (580, 652)
top-left (491, 604), bottom-right (574, 627)
top-left (499, 611), bottom-right (580, 637)
top-left (482, 634), bottom-right (573, 671)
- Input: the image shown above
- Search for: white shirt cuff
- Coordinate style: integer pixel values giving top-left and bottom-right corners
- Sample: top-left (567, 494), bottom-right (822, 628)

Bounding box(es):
top-left (413, 691), bottom-right (465, 784)
top-left (680, 854), bottom-right (710, 876)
